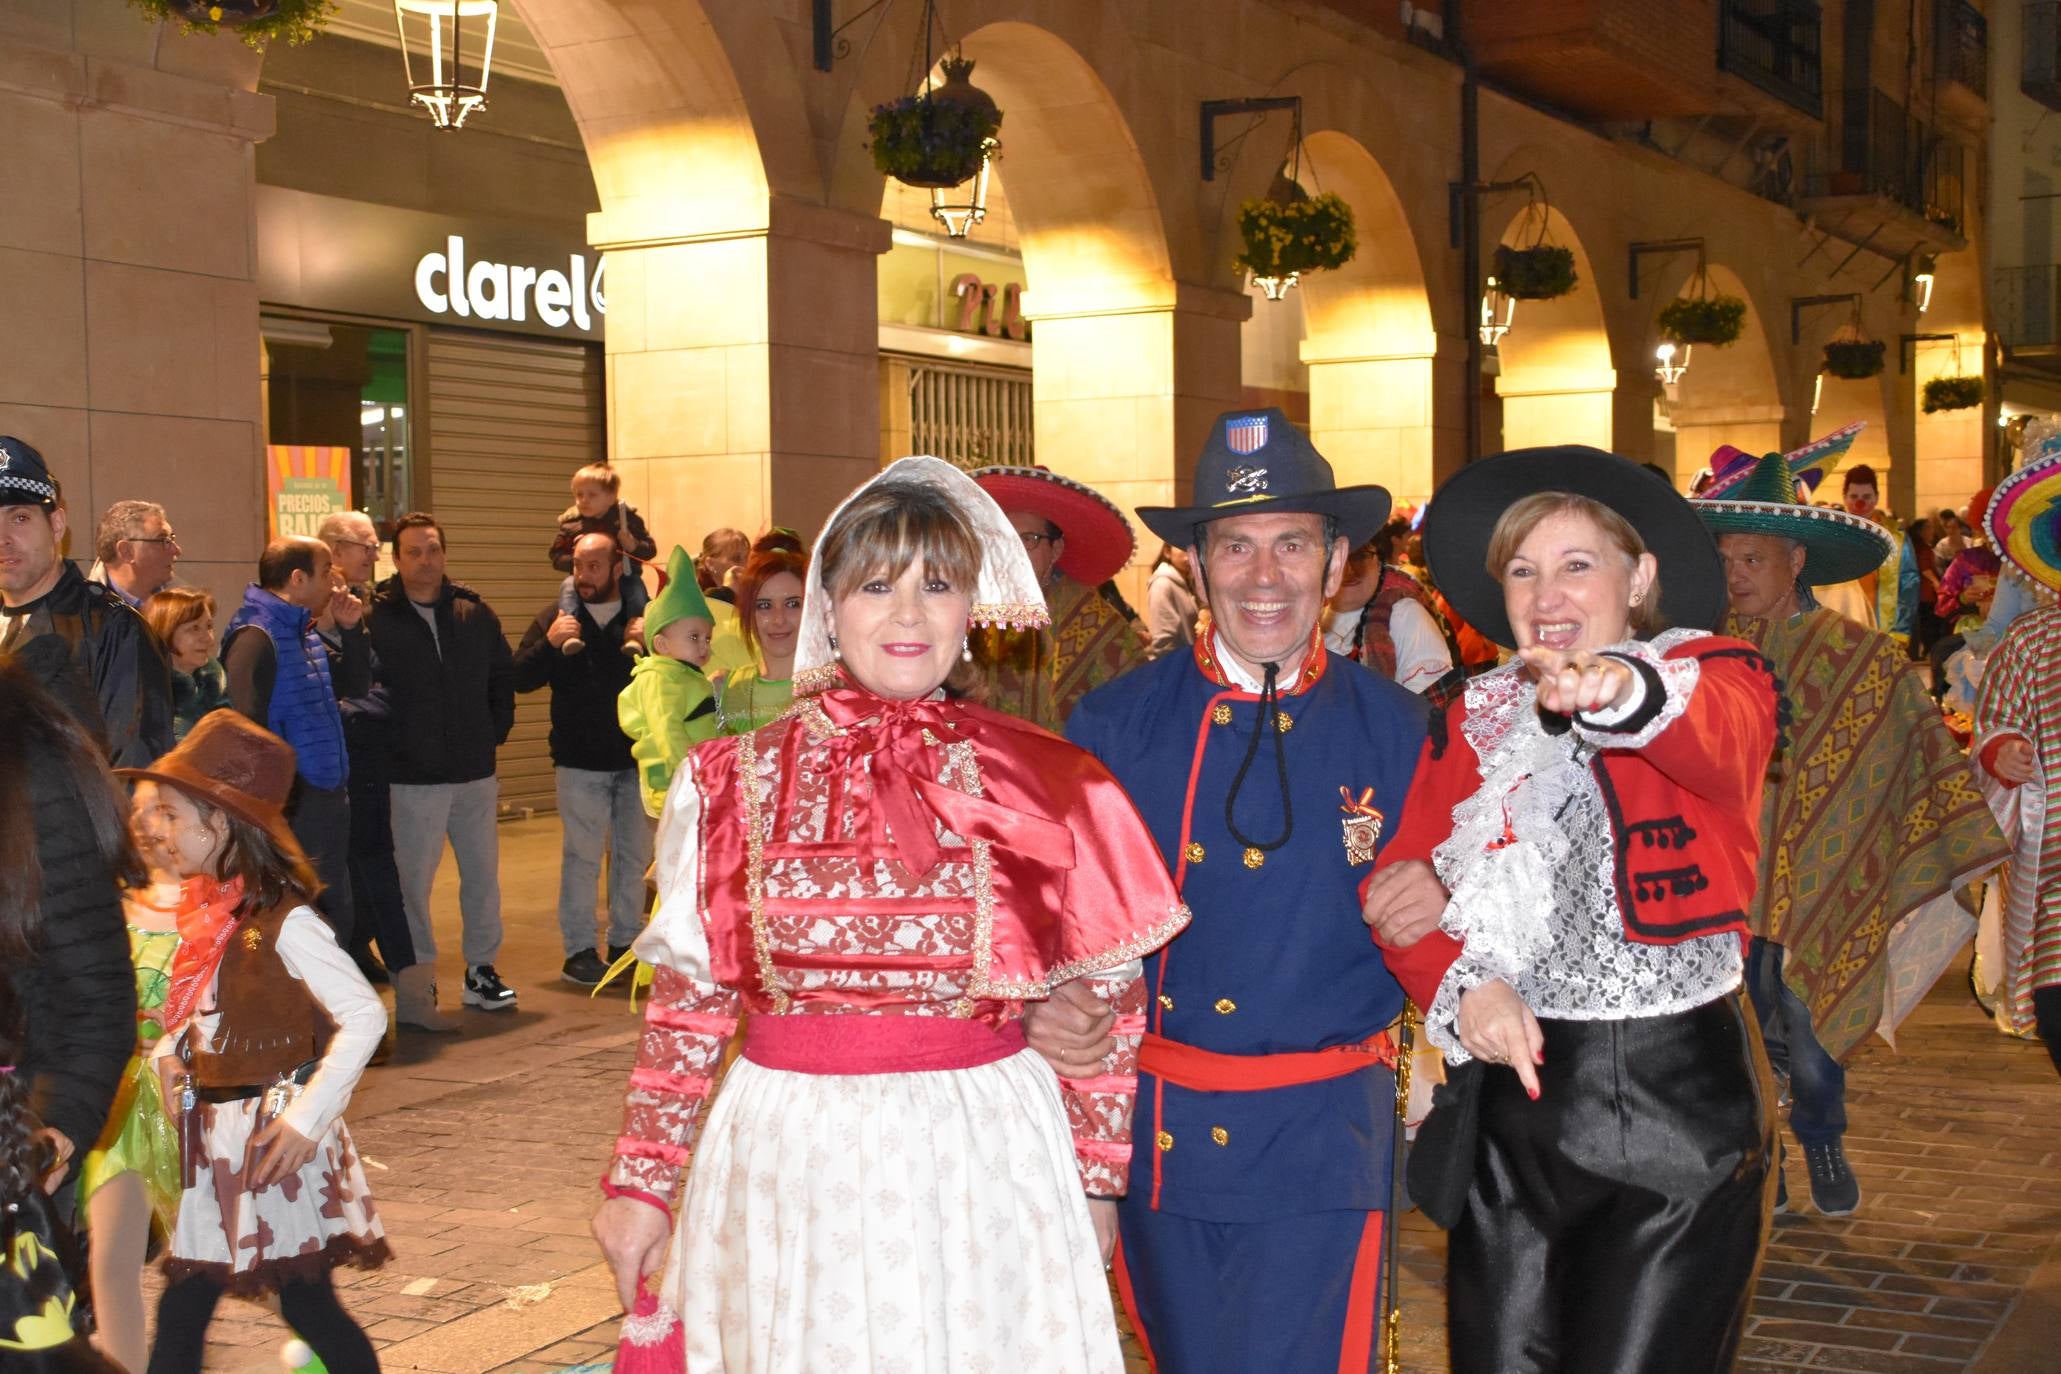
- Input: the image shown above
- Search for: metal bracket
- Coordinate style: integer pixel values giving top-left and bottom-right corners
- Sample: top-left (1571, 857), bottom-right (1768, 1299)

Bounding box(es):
top-left (1627, 239), bottom-right (1705, 299)
top-left (1790, 293), bottom-right (1862, 346)
top-left (813, 0), bottom-right (895, 72)
top-left (1898, 332), bottom-right (1956, 375)
top-left (1448, 177), bottom-right (1537, 250)
top-left (1200, 97), bottom-right (1300, 182)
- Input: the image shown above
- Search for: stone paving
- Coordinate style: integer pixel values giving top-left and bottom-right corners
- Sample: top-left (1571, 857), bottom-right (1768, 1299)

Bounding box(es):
top-left (145, 819), bottom-right (2061, 1372)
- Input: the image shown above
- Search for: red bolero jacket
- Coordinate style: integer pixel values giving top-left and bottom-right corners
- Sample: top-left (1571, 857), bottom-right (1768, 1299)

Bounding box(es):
top-left (1365, 634), bottom-right (1780, 1012)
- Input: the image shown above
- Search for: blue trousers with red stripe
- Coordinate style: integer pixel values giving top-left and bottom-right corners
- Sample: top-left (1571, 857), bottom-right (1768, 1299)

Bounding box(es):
top-left (1114, 1199), bottom-right (1387, 1374)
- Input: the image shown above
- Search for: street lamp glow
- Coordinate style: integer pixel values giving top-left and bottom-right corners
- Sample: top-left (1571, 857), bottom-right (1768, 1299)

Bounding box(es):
top-left (394, 0), bottom-right (497, 131)
top-left (1913, 255), bottom-right (1937, 315)
top-left (930, 140), bottom-right (997, 239)
top-left (1653, 341), bottom-right (1691, 389)
top-left (1479, 276), bottom-right (1515, 347)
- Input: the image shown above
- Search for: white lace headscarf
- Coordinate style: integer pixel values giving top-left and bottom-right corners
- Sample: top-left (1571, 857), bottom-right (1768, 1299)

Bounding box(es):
top-left (793, 456), bottom-right (1051, 693)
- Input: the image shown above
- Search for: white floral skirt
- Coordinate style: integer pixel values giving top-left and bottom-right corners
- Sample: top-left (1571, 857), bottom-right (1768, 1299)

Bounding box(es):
top-left (659, 1047), bottom-right (1123, 1373)
top-left (164, 1099), bottom-right (388, 1296)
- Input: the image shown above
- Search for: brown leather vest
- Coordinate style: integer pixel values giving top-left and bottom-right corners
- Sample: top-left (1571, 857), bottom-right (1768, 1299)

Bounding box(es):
top-left (187, 901), bottom-right (336, 1090)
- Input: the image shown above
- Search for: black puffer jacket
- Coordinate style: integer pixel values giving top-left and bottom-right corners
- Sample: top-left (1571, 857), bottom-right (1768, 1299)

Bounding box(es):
top-left (366, 577), bottom-right (515, 785)
top-left (0, 561), bottom-right (172, 767)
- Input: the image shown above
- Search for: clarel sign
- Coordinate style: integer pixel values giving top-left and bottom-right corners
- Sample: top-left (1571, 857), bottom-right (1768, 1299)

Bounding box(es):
top-left (257, 187), bottom-right (607, 343)
top-left (413, 236), bottom-right (606, 331)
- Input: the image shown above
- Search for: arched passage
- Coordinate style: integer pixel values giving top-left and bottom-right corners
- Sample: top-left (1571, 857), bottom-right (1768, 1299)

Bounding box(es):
top-left (1652, 263), bottom-right (1787, 487)
top-left (1490, 204), bottom-right (1614, 452)
top-left (1911, 246), bottom-right (1989, 523)
top-left (1290, 130), bottom-right (1439, 504)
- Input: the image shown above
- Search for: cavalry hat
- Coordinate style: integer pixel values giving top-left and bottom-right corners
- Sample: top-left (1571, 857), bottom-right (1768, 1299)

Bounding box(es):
top-left (1424, 446), bottom-right (1727, 650)
top-left (1135, 408), bottom-right (1392, 551)
top-left (969, 464), bottom-right (1136, 586)
top-left (1691, 451), bottom-right (1893, 587)
top-left (1984, 446), bottom-right (2061, 595)
top-left (0, 436), bottom-right (58, 509)
top-left (116, 711), bottom-right (304, 859)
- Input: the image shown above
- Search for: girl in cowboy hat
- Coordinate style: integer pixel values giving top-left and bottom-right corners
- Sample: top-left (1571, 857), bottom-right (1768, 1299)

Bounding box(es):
top-left (121, 712), bottom-right (389, 1374)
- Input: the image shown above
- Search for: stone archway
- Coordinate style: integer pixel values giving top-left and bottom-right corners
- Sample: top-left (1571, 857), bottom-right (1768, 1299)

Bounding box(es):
top-left (1910, 246), bottom-right (1989, 522)
top-left (1289, 130), bottom-right (1439, 505)
top-left (1652, 262), bottom-right (1787, 486)
top-left (1489, 204), bottom-right (1614, 453)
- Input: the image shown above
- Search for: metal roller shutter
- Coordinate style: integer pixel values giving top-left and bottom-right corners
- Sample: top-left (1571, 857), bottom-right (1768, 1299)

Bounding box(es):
top-left (424, 327), bottom-right (604, 815)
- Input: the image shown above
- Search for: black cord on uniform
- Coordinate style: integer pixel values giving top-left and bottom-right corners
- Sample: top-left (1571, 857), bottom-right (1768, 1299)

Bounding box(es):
top-left (1225, 660), bottom-right (1294, 855)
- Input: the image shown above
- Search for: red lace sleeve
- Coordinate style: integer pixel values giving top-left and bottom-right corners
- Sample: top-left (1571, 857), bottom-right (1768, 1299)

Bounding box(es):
top-left (609, 965), bottom-right (744, 1195)
top-left (1056, 966), bottom-right (1145, 1196)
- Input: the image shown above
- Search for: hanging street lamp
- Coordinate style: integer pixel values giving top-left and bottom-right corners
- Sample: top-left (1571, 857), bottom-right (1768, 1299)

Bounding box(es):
top-left (393, 0), bottom-right (497, 131)
top-left (1479, 275), bottom-right (1515, 347)
top-left (1654, 341), bottom-right (1691, 398)
top-left (1911, 254), bottom-right (1937, 315)
top-left (921, 56), bottom-right (1001, 239)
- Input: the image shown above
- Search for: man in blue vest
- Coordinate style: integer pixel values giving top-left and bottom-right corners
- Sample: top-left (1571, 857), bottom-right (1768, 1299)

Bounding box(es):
top-left (223, 535), bottom-right (369, 939)
top-left (1024, 409), bottom-right (1428, 1371)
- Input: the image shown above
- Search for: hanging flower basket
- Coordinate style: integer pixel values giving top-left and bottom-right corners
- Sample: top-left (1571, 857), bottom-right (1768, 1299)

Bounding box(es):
top-left (869, 58), bottom-right (1003, 190)
top-left (1235, 192), bottom-right (1357, 285)
top-left (1822, 339), bottom-right (1885, 380)
top-left (1492, 244), bottom-right (1577, 301)
top-left (1657, 294), bottom-right (1747, 347)
top-left (129, 0), bottom-right (331, 47)
top-left (1922, 375), bottom-right (1984, 413)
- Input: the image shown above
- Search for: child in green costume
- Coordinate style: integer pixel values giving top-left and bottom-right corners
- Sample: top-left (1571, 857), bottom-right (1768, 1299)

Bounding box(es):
top-left (618, 547), bottom-right (721, 819)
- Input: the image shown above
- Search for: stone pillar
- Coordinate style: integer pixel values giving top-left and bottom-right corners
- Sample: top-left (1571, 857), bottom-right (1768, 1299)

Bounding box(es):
top-left (0, 2), bottom-right (272, 610)
top-left (593, 197), bottom-right (890, 544)
top-left (1304, 333), bottom-right (1458, 506)
top-left (1025, 283), bottom-right (1248, 573)
top-left (1666, 403), bottom-right (1788, 488)
top-left (1496, 366), bottom-right (1618, 452)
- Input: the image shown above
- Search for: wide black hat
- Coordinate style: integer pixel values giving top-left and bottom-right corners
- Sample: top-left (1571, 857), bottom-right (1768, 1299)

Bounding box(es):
top-left (0, 436), bottom-right (57, 509)
top-left (1424, 446), bottom-right (1727, 650)
top-left (1136, 408), bottom-right (1392, 550)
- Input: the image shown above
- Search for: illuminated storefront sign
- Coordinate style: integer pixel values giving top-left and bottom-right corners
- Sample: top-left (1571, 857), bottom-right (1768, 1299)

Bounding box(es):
top-left (412, 236), bottom-right (605, 330)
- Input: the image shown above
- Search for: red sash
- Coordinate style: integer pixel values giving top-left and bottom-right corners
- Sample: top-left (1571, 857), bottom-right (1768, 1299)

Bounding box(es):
top-left (743, 1014), bottom-right (1026, 1075)
top-left (1138, 1029), bottom-right (1396, 1092)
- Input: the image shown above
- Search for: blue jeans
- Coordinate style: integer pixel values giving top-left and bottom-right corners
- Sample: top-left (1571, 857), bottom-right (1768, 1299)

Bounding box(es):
top-left (1744, 937), bottom-right (1846, 1145)
top-left (554, 767), bottom-right (654, 958)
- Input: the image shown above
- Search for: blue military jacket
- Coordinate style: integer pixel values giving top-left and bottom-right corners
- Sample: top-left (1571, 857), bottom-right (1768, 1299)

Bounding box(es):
top-left (1067, 639), bottom-right (1427, 1222)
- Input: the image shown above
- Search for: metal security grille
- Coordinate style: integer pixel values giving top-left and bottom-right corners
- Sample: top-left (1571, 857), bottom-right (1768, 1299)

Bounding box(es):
top-left (906, 358), bottom-right (1033, 470)
top-left (424, 327), bottom-right (604, 815)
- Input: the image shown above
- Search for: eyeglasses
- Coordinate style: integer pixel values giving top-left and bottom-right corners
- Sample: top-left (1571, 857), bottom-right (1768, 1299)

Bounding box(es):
top-left (332, 538), bottom-right (379, 552)
top-left (1019, 531), bottom-right (1060, 549)
top-left (128, 532), bottom-right (179, 547)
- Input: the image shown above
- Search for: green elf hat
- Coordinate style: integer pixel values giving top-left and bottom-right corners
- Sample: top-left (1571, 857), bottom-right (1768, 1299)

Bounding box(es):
top-left (644, 546), bottom-right (713, 650)
top-left (1690, 451), bottom-right (1892, 586)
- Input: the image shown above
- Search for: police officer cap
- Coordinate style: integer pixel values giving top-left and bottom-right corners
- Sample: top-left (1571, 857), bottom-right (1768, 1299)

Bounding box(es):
top-left (0, 437), bottom-right (58, 509)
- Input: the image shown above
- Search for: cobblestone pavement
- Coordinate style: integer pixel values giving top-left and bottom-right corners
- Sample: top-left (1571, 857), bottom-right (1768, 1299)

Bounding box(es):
top-left (148, 820), bottom-right (2061, 1372)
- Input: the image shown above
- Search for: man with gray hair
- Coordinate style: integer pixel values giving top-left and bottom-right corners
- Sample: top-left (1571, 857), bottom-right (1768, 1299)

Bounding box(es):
top-left (91, 499), bottom-right (180, 608)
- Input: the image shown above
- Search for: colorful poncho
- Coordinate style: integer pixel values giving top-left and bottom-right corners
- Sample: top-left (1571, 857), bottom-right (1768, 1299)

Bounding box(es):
top-left (1733, 607), bottom-right (2008, 1057)
top-left (968, 575), bottom-right (1144, 731)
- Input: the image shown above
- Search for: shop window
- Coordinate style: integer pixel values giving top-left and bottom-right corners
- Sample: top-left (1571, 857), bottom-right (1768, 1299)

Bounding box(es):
top-left (265, 321), bottom-right (414, 533)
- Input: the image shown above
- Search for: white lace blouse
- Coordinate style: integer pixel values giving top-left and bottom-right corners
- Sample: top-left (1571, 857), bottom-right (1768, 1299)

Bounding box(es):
top-left (1423, 631), bottom-right (1745, 1062)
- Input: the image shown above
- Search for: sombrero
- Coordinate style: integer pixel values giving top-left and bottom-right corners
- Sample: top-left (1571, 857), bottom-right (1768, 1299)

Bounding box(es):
top-left (1985, 448), bottom-right (2061, 595)
top-left (969, 465), bottom-right (1137, 586)
top-left (1691, 450), bottom-right (1893, 586)
top-left (1135, 408), bottom-right (1391, 552)
top-left (1424, 446), bottom-right (1726, 650)
top-left (1702, 420), bottom-right (1863, 502)
top-left (116, 710), bottom-right (305, 859)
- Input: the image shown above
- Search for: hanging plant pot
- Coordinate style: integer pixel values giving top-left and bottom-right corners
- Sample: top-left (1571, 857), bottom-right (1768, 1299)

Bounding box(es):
top-left (1236, 191), bottom-right (1357, 291)
top-left (1922, 376), bottom-right (1984, 413)
top-left (869, 58), bottom-right (1003, 190)
top-left (1492, 244), bottom-right (1577, 301)
top-left (1658, 294), bottom-right (1747, 347)
top-left (131, 0), bottom-right (329, 45)
top-left (1822, 339), bottom-right (1885, 380)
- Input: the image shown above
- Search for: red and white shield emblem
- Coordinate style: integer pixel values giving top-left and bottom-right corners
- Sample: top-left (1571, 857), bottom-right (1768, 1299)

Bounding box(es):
top-left (1225, 416), bottom-right (1268, 455)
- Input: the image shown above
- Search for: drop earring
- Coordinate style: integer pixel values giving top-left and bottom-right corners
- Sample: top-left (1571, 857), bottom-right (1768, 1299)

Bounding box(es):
top-left (961, 639), bottom-right (973, 663)
top-left (829, 634), bottom-right (841, 659)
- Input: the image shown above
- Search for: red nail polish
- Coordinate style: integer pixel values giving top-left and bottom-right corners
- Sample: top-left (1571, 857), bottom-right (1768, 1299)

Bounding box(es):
top-left (1527, 1086), bottom-right (1540, 1101)
top-left (1534, 1049), bottom-right (1545, 1065)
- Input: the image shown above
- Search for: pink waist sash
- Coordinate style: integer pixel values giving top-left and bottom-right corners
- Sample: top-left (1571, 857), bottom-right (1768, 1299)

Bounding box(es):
top-left (742, 1014), bottom-right (1027, 1075)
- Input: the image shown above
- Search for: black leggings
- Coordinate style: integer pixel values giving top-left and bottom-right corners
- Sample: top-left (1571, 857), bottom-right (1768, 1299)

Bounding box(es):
top-left (2035, 984), bottom-right (2061, 1079)
top-left (146, 1270), bottom-right (379, 1374)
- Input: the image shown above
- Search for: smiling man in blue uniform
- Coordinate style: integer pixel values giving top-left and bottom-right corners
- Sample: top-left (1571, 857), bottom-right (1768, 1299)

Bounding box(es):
top-left (1024, 409), bottom-right (1430, 1372)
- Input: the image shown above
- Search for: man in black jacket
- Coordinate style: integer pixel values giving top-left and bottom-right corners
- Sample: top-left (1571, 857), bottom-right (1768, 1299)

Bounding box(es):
top-left (367, 513), bottom-right (518, 1015)
top-left (0, 436), bottom-right (173, 767)
top-left (513, 531), bottom-right (654, 986)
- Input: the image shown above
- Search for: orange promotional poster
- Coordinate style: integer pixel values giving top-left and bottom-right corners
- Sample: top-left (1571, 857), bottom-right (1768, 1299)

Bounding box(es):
top-left (267, 445), bottom-right (352, 539)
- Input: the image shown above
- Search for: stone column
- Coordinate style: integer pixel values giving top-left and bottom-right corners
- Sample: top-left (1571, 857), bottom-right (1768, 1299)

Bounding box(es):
top-left (0, 2), bottom-right (272, 610)
top-left (1025, 282), bottom-right (1248, 577)
top-left (1304, 333), bottom-right (1459, 506)
top-left (1497, 366), bottom-right (1618, 452)
top-left (1667, 402), bottom-right (1788, 487)
top-left (593, 197), bottom-right (890, 544)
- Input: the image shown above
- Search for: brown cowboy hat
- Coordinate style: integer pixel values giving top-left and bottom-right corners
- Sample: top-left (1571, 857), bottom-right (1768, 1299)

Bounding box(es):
top-left (116, 711), bottom-right (304, 858)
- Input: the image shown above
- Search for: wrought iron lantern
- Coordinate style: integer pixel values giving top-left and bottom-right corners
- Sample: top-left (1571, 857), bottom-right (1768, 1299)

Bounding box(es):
top-left (393, 0), bottom-right (497, 131)
top-left (1911, 254), bottom-right (1937, 315)
top-left (1479, 276), bottom-right (1515, 348)
top-left (1654, 341), bottom-right (1691, 396)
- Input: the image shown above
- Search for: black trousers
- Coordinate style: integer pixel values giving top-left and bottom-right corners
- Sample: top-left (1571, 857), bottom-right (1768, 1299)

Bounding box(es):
top-left (345, 774), bottom-right (417, 970)
top-left (289, 780), bottom-right (353, 946)
top-left (1449, 994), bottom-right (1774, 1374)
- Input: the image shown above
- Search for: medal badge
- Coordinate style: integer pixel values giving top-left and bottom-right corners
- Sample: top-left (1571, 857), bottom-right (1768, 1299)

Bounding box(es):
top-left (1339, 786), bottom-right (1384, 866)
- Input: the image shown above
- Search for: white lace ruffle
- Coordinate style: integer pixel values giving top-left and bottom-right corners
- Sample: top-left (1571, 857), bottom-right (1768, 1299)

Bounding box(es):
top-left (1572, 638), bottom-right (1701, 751)
top-left (1424, 631), bottom-right (1741, 1061)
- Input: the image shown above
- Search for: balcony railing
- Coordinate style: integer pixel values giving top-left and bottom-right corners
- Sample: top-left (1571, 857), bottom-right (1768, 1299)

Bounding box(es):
top-left (2028, 3), bottom-right (2061, 112)
top-left (1719, 0), bottom-right (1824, 115)
top-left (1803, 89), bottom-right (1966, 236)
top-left (1995, 265), bottom-right (2061, 350)
top-left (1938, 1), bottom-right (1988, 95)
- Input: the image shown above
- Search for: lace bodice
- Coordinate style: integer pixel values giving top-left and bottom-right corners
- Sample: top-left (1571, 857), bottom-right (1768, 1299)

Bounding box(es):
top-left (1424, 642), bottom-right (1743, 1061)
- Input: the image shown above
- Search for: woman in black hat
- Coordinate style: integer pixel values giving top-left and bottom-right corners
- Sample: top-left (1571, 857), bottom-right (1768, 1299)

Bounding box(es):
top-left (1365, 447), bottom-right (1779, 1373)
